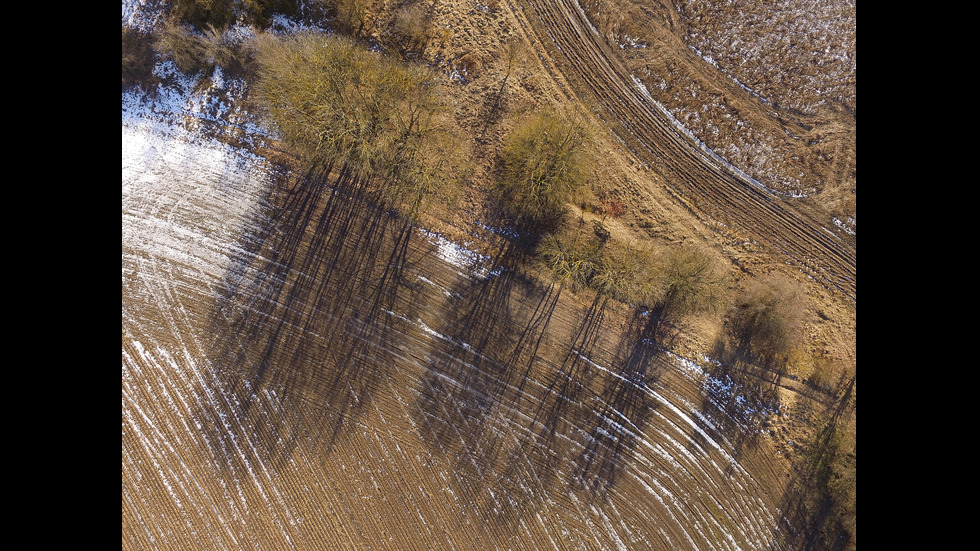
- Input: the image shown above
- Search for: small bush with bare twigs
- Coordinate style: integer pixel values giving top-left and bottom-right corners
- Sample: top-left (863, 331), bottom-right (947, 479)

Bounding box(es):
top-left (122, 26), bottom-right (158, 89)
top-left (153, 21), bottom-right (256, 78)
top-left (495, 111), bottom-right (594, 231)
top-left (252, 32), bottom-right (464, 214)
top-left (168, 0), bottom-right (236, 31)
top-left (726, 273), bottom-right (804, 366)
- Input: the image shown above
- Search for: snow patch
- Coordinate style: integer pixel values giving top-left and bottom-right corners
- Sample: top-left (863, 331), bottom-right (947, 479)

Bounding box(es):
top-left (418, 229), bottom-right (504, 279)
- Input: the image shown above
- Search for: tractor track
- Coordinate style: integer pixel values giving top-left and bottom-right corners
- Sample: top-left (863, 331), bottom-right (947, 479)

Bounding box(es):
top-left (511, 0), bottom-right (856, 301)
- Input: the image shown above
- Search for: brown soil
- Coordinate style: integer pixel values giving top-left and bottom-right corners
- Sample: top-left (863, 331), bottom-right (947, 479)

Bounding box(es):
top-left (123, 0), bottom-right (855, 548)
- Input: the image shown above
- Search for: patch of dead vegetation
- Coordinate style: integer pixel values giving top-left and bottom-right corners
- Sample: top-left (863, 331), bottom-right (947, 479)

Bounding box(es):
top-left (576, 0), bottom-right (855, 220)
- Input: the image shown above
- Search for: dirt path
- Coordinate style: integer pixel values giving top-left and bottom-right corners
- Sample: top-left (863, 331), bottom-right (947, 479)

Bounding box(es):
top-left (503, 0), bottom-right (856, 301)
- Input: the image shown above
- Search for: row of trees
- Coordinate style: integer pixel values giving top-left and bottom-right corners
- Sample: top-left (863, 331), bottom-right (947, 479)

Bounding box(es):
top-left (126, 0), bottom-right (807, 367)
top-left (534, 225), bottom-right (734, 326)
top-left (532, 223), bottom-right (803, 367)
top-left (485, 101), bottom-right (803, 363)
top-left (251, 32), bottom-right (463, 215)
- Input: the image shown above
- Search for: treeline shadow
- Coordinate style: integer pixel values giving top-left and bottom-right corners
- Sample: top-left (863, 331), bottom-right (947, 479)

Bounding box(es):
top-left (203, 161), bottom-right (419, 468)
top-left (424, 288), bottom-right (676, 522)
top-left (412, 240), bottom-right (567, 520)
top-left (571, 306), bottom-right (672, 500)
top-left (770, 374), bottom-right (856, 551)
top-left (697, 318), bottom-right (792, 458)
top-left (492, 292), bottom-right (611, 512)
top-left (704, 317), bottom-right (857, 549)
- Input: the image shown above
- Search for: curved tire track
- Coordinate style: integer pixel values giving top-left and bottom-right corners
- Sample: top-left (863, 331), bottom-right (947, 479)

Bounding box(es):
top-left (511, 0), bottom-right (856, 300)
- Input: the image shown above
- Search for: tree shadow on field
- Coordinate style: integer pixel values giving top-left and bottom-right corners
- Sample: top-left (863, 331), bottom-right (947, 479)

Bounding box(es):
top-left (413, 240), bottom-right (522, 456)
top-left (485, 290), bottom-right (628, 521)
top-left (697, 318), bottom-right (791, 460)
top-left (412, 240), bottom-right (572, 520)
top-left (770, 375), bottom-right (856, 551)
top-left (570, 306), bottom-right (670, 501)
top-left (203, 161), bottom-right (418, 469)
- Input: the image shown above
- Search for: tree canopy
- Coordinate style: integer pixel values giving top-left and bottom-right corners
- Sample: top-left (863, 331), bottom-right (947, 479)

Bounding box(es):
top-left (495, 111), bottom-right (593, 230)
top-left (252, 32), bottom-right (456, 210)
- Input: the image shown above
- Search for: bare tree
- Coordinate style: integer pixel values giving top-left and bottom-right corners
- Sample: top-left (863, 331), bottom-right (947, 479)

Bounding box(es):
top-left (727, 273), bottom-right (804, 366)
top-left (252, 32), bottom-right (460, 216)
top-left (495, 110), bottom-right (593, 230)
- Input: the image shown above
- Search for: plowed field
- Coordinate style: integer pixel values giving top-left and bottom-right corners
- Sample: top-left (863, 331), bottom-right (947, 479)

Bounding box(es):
top-left (123, 0), bottom-right (854, 549)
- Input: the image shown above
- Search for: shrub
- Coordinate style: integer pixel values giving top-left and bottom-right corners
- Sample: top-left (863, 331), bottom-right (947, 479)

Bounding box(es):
top-left (591, 241), bottom-right (660, 306)
top-left (388, 2), bottom-right (435, 57)
top-left (495, 111), bottom-right (593, 230)
top-left (252, 32), bottom-right (457, 211)
top-left (728, 273), bottom-right (804, 365)
top-left (153, 21), bottom-right (215, 75)
top-left (656, 244), bottom-right (729, 318)
top-left (153, 21), bottom-right (256, 78)
top-left (239, 0), bottom-right (301, 28)
top-left (122, 26), bottom-right (157, 89)
top-left (536, 229), bottom-right (666, 308)
top-left (536, 228), bottom-right (730, 316)
top-left (167, 0), bottom-right (302, 30)
top-left (598, 196), bottom-right (625, 219)
top-left (212, 29), bottom-right (257, 78)
top-left (168, 0), bottom-right (235, 31)
top-left (323, 0), bottom-right (373, 35)
top-left (536, 229), bottom-right (602, 291)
